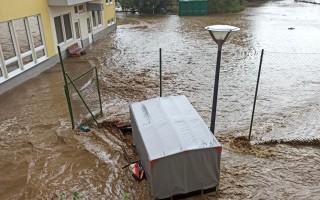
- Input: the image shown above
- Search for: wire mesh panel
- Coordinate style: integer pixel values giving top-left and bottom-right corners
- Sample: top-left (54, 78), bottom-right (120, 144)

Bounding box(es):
top-left (64, 60), bottom-right (101, 128)
top-left (161, 48), bottom-right (260, 133)
top-left (251, 52), bottom-right (320, 144)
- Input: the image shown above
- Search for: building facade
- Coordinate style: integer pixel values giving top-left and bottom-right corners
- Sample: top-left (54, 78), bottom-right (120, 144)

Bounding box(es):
top-left (0, 0), bottom-right (116, 94)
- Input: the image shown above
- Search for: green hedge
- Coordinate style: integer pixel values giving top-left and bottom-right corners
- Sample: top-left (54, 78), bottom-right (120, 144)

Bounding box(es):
top-left (208, 0), bottom-right (244, 14)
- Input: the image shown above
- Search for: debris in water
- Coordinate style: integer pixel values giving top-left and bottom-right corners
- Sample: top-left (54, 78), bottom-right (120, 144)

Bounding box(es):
top-left (79, 125), bottom-right (90, 132)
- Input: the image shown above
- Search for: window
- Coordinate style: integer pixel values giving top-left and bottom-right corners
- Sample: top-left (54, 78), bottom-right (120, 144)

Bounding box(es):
top-left (54, 16), bottom-right (64, 44)
top-left (87, 18), bottom-right (92, 33)
top-left (0, 15), bottom-right (46, 81)
top-left (75, 4), bottom-right (85, 14)
top-left (0, 22), bottom-right (19, 74)
top-left (106, 0), bottom-right (113, 4)
top-left (54, 13), bottom-right (73, 44)
top-left (97, 11), bottom-right (102, 25)
top-left (0, 65), bottom-right (3, 77)
top-left (28, 16), bottom-right (46, 61)
top-left (63, 14), bottom-right (72, 40)
top-left (78, 5), bottom-right (85, 13)
top-left (74, 21), bottom-right (81, 39)
top-left (28, 16), bottom-right (44, 48)
top-left (92, 11), bottom-right (102, 29)
top-left (14, 19), bottom-right (31, 54)
top-left (13, 19), bottom-right (32, 65)
top-left (0, 22), bottom-right (17, 60)
top-left (92, 11), bottom-right (97, 28)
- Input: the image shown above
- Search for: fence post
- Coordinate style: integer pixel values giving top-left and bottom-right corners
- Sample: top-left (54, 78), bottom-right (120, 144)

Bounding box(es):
top-left (249, 49), bottom-right (264, 141)
top-left (160, 48), bottom-right (162, 97)
top-left (95, 67), bottom-right (103, 115)
top-left (58, 46), bottom-right (75, 129)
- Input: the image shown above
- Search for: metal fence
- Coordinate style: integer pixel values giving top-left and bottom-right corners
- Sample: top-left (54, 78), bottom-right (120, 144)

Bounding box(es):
top-left (157, 48), bottom-right (320, 144)
top-left (58, 45), bottom-right (320, 143)
top-left (251, 51), bottom-right (320, 144)
top-left (58, 47), bottom-right (102, 129)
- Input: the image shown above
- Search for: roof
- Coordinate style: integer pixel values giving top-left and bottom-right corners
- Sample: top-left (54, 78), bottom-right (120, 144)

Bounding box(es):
top-left (130, 95), bottom-right (221, 161)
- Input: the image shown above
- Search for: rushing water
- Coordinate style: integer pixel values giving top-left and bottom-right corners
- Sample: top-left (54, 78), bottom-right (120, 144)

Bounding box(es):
top-left (1, 0), bottom-right (320, 199)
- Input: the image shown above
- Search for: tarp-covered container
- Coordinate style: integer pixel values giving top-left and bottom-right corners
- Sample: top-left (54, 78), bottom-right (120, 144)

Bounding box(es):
top-left (130, 95), bottom-right (222, 199)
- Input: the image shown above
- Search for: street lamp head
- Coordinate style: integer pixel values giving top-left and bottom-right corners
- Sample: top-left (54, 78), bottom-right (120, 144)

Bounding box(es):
top-left (205, 25), bottom-right (240, 46)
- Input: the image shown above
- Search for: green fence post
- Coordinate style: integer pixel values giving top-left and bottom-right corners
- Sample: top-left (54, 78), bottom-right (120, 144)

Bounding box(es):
top-left (58, 46), bottom-right (75, 129)
top-left (95, 67), bottom-right (103, 115)
top-left (160, 48), bottom-right (162, 97)
top-left (249, 49), bottom-right (264, 141)
top-left (65, 73), bottom-right (99, 126)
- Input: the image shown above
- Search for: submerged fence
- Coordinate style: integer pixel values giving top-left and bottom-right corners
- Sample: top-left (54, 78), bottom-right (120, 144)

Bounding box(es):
top-left (157, 48), bottom-right (320, 144)
top-left (250, 51), bottom-right (320, 144)
top-left (58, 47), bottom-right (102, 129)
top-left (57, 44), bottom-right (320, 143)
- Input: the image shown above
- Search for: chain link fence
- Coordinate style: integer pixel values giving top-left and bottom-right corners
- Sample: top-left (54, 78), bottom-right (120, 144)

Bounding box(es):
top-left (60, 46), bottom-right (320, 143)
top-left (129, 48), bottom-right (320, 144)
top-left (251, 51), bottom-right (320, 144)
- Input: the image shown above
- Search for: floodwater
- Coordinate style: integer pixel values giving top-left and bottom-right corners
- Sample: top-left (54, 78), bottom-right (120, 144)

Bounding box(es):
top-left (1, 0), bottom-right (320, 199)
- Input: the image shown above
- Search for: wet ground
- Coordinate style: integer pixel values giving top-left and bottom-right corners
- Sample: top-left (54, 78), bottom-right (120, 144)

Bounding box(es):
top-left (1, 0), bottom-right (320, 199)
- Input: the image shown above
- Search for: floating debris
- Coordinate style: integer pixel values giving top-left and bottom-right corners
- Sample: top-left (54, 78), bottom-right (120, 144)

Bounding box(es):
top-left (79, 125), bottom-right (90, 132)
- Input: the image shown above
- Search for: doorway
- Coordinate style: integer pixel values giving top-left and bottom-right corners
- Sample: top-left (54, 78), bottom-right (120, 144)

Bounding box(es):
top-left (74, 20), bottom-right (82, 48)
top-left (86, 17), bottom-right (93, 44)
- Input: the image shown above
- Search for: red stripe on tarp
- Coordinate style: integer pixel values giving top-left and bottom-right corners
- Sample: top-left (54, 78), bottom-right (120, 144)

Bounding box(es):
top-left (134, 164), bottom-right (140, 177)
top-left (150, 159), bottom-right (159, 169)
top-left (214, 146), bottom-right (222, 154)
top-left (184, 150), bottom-right (189, 154)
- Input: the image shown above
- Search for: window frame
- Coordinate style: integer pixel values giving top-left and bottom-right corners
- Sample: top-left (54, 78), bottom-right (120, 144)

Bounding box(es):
top-left (78, 4), bottom-right (86, 13)
top-left (74, 4), bottom-right (86, 14)
top-left (54, 13), bottom-right (74, 46)
top-left (74, 6), bottom-right (78, 14)
top-left (92, 10), bottom-right (103, 29)
top-left (106, 0), bottom-right (113, 5)
top-left (63, 14), bottom-right (73, 41)
top-left (0, 15), bottom-right (47, 83)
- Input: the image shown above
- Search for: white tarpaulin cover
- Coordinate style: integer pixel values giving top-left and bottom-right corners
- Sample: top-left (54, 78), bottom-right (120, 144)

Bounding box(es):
top-left (130, 95), bottom-right (222, 199)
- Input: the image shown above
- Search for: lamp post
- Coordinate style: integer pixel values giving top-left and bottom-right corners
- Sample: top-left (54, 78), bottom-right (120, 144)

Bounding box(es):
top-left (205, 25), bottom-right (240, 134)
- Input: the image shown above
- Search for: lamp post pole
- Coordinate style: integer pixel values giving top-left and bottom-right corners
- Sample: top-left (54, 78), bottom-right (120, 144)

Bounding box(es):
top-left (210, 43), bottom-right (222, 133)
top-left (205, 25), bottom-right (239, 135)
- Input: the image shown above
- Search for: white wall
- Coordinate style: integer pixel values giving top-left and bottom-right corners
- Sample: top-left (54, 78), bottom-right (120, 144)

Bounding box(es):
top-left (48, 3), bottom-right (105, 52)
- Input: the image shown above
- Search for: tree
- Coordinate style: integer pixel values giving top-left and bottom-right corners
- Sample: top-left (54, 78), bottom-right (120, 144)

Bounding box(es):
top-left (117, 0), bottom-right (161, 13)
top-left (208, 0), bottom-right (244, 14)
top-left (117, 0), bottom-right (136, 11)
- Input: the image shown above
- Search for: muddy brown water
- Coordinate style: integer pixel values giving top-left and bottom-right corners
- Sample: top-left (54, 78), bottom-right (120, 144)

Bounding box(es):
top-left (1, 0), bottom-right (320, 199)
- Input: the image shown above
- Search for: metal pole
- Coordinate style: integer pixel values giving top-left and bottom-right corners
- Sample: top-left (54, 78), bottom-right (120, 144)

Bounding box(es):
top-left (95, 67), bottom-right (103, 115)
top-left (58, 46), bottom-right (75, 129)
top-left (160, 48), bottom-right (162, 97)
top-left (210, 44), bottom-right (222, 134)
top-left (65, 73), bottom-right (99, 126)
top-left (248, 49), bottom-right (264, 141)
